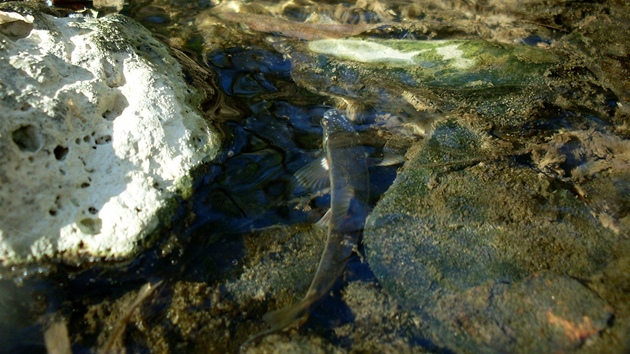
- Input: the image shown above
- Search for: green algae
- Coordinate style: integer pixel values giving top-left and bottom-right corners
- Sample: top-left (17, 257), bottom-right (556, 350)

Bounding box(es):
top-left (282, 37), bottom-right (564, 137)
top-left (307, 38), bottom-right (559, 89)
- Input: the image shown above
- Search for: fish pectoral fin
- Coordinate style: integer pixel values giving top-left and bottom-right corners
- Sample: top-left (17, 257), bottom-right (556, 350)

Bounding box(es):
top-left (366, 150), bottom-right (405, 167)
top-left (295, 157), bottom-right (330, 192)
top-left (378, 150), bottom-right (405, 166)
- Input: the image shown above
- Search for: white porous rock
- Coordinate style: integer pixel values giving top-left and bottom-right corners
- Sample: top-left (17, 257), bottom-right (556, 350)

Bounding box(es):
top-left (0, 3), bottom-right (219, 266)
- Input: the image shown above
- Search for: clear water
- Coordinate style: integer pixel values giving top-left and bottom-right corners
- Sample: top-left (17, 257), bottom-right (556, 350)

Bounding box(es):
top-left (2, 0), bottom-right (629, 353)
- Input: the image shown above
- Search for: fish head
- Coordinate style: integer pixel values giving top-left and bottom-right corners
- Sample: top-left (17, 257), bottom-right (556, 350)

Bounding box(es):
top-left (321, 109), bottom-right (355, 143)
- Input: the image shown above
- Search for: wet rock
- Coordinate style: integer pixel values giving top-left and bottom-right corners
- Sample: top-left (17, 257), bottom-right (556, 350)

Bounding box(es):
top-left (0, 2), bottom-right (219, 266)
top-left (363, 118), bottom-right (625, 353)
top-left (531, 129), bottom-right (630, 235)
top-left (272, 37), bottom-right (562, 135)
top-left (78, 224), bottom-right (326, 352)
top-left (76, 224), bottom-right (431, 353)
top-left (306, 38), bottom-right (558, 88)
top-left (432, 271), bottom-right (612, 353)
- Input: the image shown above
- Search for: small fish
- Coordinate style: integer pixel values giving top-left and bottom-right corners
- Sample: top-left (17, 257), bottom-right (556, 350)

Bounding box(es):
top-left (243, 110), bottom-right (369, 346)
top-left (217, 12), bottom-right (386, 41)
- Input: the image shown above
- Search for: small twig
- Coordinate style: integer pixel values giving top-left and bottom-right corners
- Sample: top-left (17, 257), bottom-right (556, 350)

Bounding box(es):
top-left (99, 281), bottom-right (163, 354)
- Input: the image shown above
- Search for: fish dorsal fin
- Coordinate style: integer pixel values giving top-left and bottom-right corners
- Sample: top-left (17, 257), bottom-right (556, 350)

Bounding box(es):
top-left (294, 157), bottom-right (330, 192)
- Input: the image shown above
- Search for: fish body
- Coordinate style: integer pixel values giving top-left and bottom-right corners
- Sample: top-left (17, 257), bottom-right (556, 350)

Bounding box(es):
top-left (262, 109), bottom-right (370, 332)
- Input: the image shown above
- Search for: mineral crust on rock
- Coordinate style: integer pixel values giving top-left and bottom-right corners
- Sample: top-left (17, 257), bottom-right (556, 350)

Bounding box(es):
top-left (0, 3), bottom-right (219, 266)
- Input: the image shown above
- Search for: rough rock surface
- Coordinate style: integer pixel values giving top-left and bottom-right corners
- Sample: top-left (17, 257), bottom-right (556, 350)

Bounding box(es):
top-left (0, 3), bottom-right (219, 266)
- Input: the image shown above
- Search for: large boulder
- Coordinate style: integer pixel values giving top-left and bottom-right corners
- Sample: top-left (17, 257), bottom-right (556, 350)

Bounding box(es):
top-left (0, 3), bottom-right (219, 266)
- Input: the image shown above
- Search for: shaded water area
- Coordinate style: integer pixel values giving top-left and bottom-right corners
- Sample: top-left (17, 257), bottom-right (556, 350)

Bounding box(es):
top-left (1, 0), bottom-right (630, 353)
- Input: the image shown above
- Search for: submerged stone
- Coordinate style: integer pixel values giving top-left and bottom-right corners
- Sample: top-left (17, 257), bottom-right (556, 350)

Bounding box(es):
top-left (276, 37), bottom-right (563, 136)
top-left (0, 3), bottom-right (220, 266)
top-left (432, 271), bottom-right (613, 353)
top-left (307, 39), bottom-right (558, 88)
top-left (363, 118), bottom-right (625, 353)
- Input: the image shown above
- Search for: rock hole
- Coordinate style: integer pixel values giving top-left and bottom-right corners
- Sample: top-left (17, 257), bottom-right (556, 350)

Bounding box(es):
top-left (12, 125), bottom-right (41, 152)
top-left (558, 136), bottom-right (586, 176)
top-left (75, 138), bottom-right (81, 145)
top-left (101, 92), bottom-right (128, 120)
top-left (103, 55), bottom-right (127, 88)
top-left (49, 209), bottom-right (57, 216)
top-left (191, 134), bottom-right (208, 148)
top-left (94, 135), bottom-right (112, 145)
top-left (102, 110), bottom-right (114, 120)
top-left (77, 217), bottom-right (102, 235)
top-left (53, 145), bottom-right (69, 161)
top-left (83, 135), bottom-right (91, 143)
top-left (88, 207), bottom-right (98, 215)
top-left (80, 182), bottom-right (90, 188)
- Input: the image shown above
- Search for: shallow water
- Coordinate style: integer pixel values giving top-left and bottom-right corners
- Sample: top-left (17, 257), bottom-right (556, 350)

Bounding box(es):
top-left (1, 2), bottom-right (404, 352)
top-left (2, 0), bottom-right (630, 353)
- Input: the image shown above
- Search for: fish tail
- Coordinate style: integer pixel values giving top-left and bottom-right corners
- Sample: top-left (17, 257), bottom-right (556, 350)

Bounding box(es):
top-left (262, 300), bottom-right (311, 331)
top-left (240, 302), bottom-right (311, 350)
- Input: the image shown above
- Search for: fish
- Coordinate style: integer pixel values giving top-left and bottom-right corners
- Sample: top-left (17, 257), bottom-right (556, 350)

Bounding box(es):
top-left (217, 12), bottom-right (386, 41)
top-left (243, 109), bottom-right (370, 346)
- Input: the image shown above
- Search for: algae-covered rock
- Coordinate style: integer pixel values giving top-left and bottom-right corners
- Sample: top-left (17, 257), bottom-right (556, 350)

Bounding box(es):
top-left (274, 37), bottom-right (562, 133)
top-left (363, 118), bottom-right (624, 353)
top-left (0, 2), bottom-right (220, 266)
top-left (307, 39), bottom-right (558, 88)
